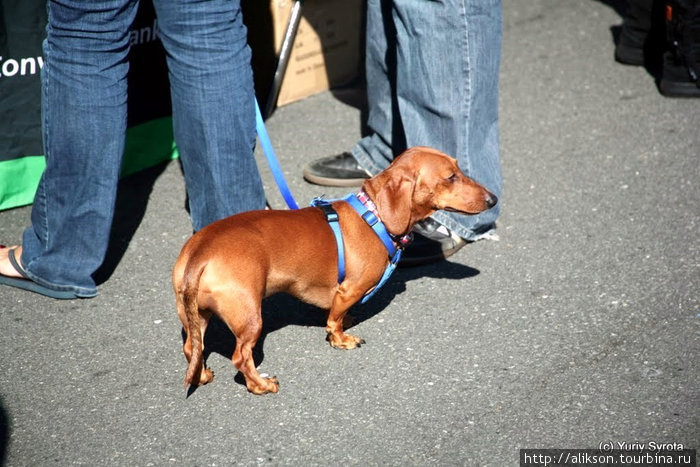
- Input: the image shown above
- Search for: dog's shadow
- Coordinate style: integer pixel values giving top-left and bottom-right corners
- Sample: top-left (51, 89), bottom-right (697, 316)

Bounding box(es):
top-left (185, 260), bottom-right (479, 395)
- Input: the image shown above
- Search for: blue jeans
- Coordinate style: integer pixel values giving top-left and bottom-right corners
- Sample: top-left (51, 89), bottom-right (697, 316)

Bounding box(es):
top-left (352, 0), bottom-right (503, 240)
top-left (21, 0), bottom-right (265, 297)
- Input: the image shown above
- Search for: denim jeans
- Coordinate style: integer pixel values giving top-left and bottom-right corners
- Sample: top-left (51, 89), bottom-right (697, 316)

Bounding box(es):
top-left (352, 0), bottom-right (503, 240)
top-left (21, 0), bottom-right (265, 297)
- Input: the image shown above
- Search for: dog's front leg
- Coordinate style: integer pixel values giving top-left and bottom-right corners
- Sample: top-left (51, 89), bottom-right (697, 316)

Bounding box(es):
top-left (326, 290), bottom-right (365, 349)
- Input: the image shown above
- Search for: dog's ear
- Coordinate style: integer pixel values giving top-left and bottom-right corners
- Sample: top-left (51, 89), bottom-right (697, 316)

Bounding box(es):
top-left (372, 174), bottom-right (416, 236)
top-left (362, 159), bottom-right (419, 236)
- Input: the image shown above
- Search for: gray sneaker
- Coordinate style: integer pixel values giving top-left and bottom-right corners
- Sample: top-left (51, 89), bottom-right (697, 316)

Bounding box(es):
top-left (399, 218), bottom-right (468, 267)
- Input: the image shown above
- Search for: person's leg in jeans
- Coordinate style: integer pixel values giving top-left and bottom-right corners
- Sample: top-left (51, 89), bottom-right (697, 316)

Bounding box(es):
top-left (423, 0), bottom-right (502, 239)
top-left (301, 0), bottom-right (501, 264)
top-left (302, 0), bottom-right (397, 187)
top-left (355, 0), bottom-right (502, 241)
top-left (352, 0), bottom-right (402, 174)
top-left (7, 0), bottom-right (139, 297)
top-left (154, 0), bottom-right (266, 232)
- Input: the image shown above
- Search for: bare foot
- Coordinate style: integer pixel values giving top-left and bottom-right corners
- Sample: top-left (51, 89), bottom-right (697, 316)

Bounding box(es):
top-left (0, 245), bottom-right (23, 278)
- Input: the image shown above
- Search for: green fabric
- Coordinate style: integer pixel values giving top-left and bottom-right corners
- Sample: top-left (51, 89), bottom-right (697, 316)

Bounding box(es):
top-left (121, 117), bottom-right (178, 177)
top-left (0, 117), bottom-right (177, 211)
top-left (0, 155), bottom-right (45, 211)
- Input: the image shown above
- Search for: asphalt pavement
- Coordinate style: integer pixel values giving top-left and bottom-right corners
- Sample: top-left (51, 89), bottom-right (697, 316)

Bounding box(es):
top-left (0, 0), bottom-right (698, 465)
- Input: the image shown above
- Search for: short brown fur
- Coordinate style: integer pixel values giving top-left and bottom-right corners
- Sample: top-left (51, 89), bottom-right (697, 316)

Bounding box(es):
top-left (172, 146), bottom-right (497, 395)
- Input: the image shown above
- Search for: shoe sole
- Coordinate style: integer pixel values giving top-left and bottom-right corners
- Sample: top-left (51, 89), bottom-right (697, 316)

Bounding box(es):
top-left (659, 79), bottom-right (700, 97)
top-left (303, 169), bottom-right (369, 187)
top-left (0, 247), bottom-right (84, 299)
top-left (615, 48), bottom-right (645, 66)
top-left (0, 274), bottom-right (80, 299)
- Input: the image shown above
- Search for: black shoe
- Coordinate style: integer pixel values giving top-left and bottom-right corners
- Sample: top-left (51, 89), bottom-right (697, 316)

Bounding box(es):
top-left (303, 152), bottom-right (371, 187)
top-left (615, 40), bottom-right (646, 66)
top-left (615, 26), bottom-right (647, 66)
top-left (398, 218), bottom-right (467, 267)
top-left (659, 0), bottom-right (700, 97)
top-left (614, 0), bottom-right (666, 69)
top-left (660, 51), bottom-right (700, 96)
top-left (614, 0), bottom-right (653, 66)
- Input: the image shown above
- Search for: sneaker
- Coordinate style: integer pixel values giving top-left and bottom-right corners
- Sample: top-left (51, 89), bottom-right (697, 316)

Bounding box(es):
top-left (303, 152), bottom-right (371, 187)
top-left (398, 218), bottom-right (467, 267)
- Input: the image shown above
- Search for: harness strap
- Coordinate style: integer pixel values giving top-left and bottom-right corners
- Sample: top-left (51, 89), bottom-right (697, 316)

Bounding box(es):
top-left (342, 193), bottom-right (404, 303)
top-left (310, 198), bottom-right (345, 283)
top-left (343, 194), bottom-right (397, 257)
top-left (311, 193), bottom-right (409, 303)
top-left (360, 249), bottom-right (402, 304)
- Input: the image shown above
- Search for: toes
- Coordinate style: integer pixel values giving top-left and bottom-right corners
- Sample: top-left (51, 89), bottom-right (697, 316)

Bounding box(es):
top-left (247, 377), bottom-right (280, 395)
top-left (200, 368), bottom-right (214, 385)
top-left (327, 333), bottom-right (366, 350)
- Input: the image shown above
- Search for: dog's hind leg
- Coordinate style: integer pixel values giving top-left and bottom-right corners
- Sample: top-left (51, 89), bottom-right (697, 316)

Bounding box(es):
top-left (177, 294), bottom-right (214, 386)
top-left (216, 292), bottom-right (279, 395)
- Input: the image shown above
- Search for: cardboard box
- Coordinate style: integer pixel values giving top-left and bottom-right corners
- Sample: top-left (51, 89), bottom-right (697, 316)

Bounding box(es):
top-left (274, 0), bottom-right (362, 106)
top-left (246, 0), bottom-right (363, 108)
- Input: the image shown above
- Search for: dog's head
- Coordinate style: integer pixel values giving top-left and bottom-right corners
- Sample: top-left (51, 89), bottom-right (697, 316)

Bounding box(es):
top-left (362, 146), bottom-right (497, 236)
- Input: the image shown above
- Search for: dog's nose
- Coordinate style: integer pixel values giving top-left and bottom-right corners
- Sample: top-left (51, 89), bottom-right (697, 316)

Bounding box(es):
top-left (485, 192), bottom-right (498, 209)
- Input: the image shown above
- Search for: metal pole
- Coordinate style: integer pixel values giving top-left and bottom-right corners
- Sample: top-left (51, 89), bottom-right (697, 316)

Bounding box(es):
top-left (264, 0), bottom-right (303, 119)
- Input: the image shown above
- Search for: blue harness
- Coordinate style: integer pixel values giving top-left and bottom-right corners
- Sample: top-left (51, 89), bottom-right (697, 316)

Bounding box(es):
top-left (311, 193), bottom-right (407, 304)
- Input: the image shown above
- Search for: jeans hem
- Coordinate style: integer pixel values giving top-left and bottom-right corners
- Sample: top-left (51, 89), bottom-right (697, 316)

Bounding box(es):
top-left (351, 143), bottom-right (387, 177)
top-left (431, 210), bottom-right (498, 242)
top-left (22, 267), bottom-right (98, 298)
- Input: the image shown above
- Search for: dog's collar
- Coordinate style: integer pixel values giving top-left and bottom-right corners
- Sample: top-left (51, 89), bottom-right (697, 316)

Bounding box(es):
top-left (352, 190), bottom-right (413, 249)
top-left (343, 192), bottom-right (412, 258)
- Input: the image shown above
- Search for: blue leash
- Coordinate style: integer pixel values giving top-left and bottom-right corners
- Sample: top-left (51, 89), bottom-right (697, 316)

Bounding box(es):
top-left (255, 99), bottom-right (299, 210)
top-left (254, 101), bottom-right (396, 303)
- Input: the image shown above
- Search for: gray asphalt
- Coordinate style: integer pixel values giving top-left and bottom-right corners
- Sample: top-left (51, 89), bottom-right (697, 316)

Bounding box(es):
top-left (1, 0), bottom-right (698, 465)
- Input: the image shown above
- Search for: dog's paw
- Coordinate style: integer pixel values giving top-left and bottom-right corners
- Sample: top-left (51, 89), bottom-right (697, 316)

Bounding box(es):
top-left (184, 367), bottom-right (214, 388)
top-left (200, 368), bottom-right (214, 385)
top-left (327, 332), bottom-right (366, 350)
top-left (247, 376), bottom-right (280, 395)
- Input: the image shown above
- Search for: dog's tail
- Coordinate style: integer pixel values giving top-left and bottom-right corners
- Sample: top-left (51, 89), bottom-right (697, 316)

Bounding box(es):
top-left (180, 259), bottom-right (207, 388)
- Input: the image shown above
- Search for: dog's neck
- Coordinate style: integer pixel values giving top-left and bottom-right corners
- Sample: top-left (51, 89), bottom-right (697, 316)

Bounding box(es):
top-left (356, 190), bottom-right (413, 248)
top-left (355, 190), bottom-right (380, 219)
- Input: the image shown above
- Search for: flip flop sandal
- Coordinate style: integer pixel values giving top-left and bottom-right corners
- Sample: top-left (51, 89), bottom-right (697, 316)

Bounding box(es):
top-left (0, 247), bottom-right (79, 299)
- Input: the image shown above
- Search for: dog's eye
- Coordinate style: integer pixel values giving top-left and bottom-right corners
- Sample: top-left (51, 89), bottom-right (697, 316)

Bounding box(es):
top-left (446, 173), bottom-right (459, 183)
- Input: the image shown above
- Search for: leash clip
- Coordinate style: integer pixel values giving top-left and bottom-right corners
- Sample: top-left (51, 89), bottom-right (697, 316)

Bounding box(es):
top-left (311, 197), bottom-right (339, 223)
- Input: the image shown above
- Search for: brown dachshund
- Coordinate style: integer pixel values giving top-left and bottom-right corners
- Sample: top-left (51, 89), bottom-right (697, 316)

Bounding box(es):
top-left (172, 146), bottom-right (497, 394)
